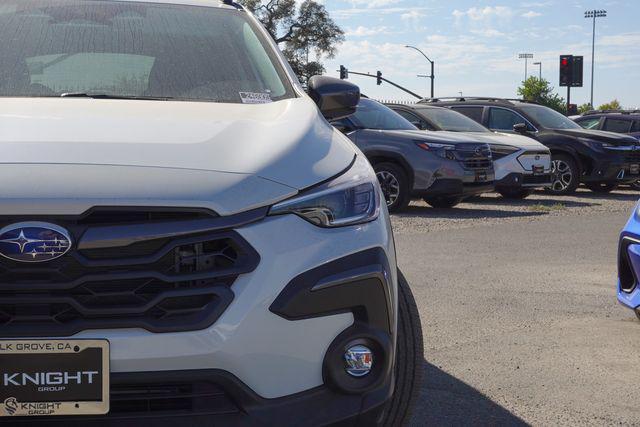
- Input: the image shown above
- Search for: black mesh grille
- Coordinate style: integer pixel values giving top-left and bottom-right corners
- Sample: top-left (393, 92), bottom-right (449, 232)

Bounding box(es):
top-left (523, 174), bottom-right (552, 185)
top-left (0, 209), bottom-right (260, 337)
top-left (624, 151), bottom-right (640, 163)
top-left (619, 237), bottom-right (638, 293)
top-left (455, 144), bottom-right (493, 170)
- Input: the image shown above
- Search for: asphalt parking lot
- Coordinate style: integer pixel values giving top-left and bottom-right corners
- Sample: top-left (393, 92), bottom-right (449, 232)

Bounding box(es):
top-left (396, 189), bottom-right (640, 426)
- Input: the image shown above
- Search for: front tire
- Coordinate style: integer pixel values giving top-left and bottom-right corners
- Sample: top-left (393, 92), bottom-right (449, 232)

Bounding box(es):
top-left (498, 189), bottom-right (532, 199)
top-left (374, 163), bottom-right (410, 213)
top-left (380, 270), bottom-right (424, 427)
top-left (546, 154), bottom-right (580, 195)
top-left (424, 196), bottom-right (462, 208)
top-left (585, 182), bottom-right (618, 193)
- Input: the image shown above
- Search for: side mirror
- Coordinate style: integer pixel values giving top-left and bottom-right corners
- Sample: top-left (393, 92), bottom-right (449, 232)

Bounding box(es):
top-left (308, 76), bottom-right (360, 121)
top-left (513, 123), bottom-right (528, 134)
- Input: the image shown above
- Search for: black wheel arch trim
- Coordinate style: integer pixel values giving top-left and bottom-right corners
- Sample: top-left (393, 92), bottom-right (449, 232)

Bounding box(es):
top-left (365, 150), bottom-right (415, 189)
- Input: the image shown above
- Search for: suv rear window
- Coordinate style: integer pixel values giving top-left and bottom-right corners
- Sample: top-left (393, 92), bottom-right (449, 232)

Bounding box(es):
top-left (0, 0), bottom-right (295, 103)
top-left (603, 118), bottom-right (632, 133)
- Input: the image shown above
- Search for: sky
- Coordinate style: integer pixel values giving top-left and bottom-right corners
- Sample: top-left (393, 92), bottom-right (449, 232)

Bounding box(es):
top-left (318, 0), bottom-right (640, 108)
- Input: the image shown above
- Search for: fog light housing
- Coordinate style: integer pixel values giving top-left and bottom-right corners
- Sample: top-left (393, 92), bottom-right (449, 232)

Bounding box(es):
top-left (344, 345), bottom-right (373, 377)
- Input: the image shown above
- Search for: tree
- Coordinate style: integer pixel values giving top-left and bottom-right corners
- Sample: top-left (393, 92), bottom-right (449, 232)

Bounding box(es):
top-left (240, 0), bottom-right (344, 83)
top-left (577, 103), bottom-right (592, 114)
top-left (517, 77), bottom-right (566, 113)
top-left (598, 99), bottom-right (622, 111)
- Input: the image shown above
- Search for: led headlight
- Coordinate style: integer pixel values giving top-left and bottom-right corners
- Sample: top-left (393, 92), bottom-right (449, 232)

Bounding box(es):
top-left (414, 141), bottom-right (456, 160)
top-left (489, 144), bottom-right (519, 160)
top-left (269, 155), bottom-right (381, 228)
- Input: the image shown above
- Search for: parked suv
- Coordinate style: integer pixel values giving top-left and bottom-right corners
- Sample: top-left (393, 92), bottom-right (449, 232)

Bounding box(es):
top-left (617, 203), bottom-right (640, 320)
top-left (424, 98), bottom-right (640, 194)
top-left (0, 1), bottom-right (423, 425)
top-left (332, 99), bottom-right (495, 211)
top-left (387, 103), bottom-right (552, 199)
top-left (574, 111), bottom-right (640, 141)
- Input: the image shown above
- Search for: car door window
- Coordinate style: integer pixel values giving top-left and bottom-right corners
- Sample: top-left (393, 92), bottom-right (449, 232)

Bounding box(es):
top-left (395, 110), bottom-right (433, 130)
top-left (603, 118), bottom-right (632, 133)
top-left (488, 108), bottom-right (529, 131)
top-left (576, 117), bottom-right (601, 130)
top-left (632, 121), bottom-right (640, 132)
top-left (450, 106), bottom-right (483, 124)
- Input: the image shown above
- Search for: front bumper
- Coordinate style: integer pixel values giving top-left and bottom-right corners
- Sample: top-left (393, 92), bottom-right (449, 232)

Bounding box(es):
top-left (4, 369), bottom-right (392, 426)
top-left (495, 172), bottom-right (552, 191)
top-left (583, 148), bottom-right (640, 184)
top-left (618, 233), bottom-right (640, 311)
top-left (0, 209), bottom-right (398, 424)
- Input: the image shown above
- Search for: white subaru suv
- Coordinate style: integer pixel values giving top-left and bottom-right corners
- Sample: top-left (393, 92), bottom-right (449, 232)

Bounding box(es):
top-left (0, 0), bottom-right (422, 425)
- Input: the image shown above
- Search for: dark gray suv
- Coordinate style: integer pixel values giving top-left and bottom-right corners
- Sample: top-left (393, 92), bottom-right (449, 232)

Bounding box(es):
top-left (332, 99), bottom-right (495, 211)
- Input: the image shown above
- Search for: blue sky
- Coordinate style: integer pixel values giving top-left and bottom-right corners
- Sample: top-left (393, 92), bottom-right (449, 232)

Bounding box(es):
top-left (319, 1), bottom-right (640, 108)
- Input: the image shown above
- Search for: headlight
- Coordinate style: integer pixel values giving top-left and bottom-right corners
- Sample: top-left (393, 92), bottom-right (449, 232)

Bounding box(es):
top-left (269, 155), bottom-right (381, 228)
top-left (579, 137), bottom-right (613, 149)
top-left (414, 141), bottom-right (456, 160)
top-left (490, 144), bottom-right (519, 160)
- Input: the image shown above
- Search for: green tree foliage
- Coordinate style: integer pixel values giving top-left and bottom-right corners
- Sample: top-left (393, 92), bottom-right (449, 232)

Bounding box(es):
top-left (240, 0), bottom-right (344, 83)
top-left (597, 99), bottom-right (622, 111)
top-left (577, 103), bottom-right (592, 114)
top-left (517, 77), bottom-right (566, 113)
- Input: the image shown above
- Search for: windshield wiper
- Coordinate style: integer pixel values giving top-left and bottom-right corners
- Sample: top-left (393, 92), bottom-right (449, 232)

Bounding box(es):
top-left (60, 92), bottom-right (173, 101)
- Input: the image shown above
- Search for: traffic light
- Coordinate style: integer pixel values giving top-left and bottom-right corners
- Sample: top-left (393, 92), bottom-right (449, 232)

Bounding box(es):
top-left (571, 56), bottom-right (583, 87)
top-left (559, 55), bottom-right (572, 87)
top-left (339, 65), bottom-right (348, 80)
top-left (376, 71), bottom-right (382, 86)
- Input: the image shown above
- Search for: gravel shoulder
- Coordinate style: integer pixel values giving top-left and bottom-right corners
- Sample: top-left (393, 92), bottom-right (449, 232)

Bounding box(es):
top-left (398, 188), bottom-right (640, 426)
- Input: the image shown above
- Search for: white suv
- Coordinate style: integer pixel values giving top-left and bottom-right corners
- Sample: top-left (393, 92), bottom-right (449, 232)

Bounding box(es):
top-left (0, 1), bottom-right (422, 425)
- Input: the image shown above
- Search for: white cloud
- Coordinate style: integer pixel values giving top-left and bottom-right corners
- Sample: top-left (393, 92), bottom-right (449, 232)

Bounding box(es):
top-left (471, 28), bottom-right (506, 37)
top-left (453, 6), bottom-right (513, 22)
top-left (345, 26), bottom-right (391, 37)
top-left (522, 10), bottom-right (542, 18)
top-left (347, 0), bottom-right (400, 8)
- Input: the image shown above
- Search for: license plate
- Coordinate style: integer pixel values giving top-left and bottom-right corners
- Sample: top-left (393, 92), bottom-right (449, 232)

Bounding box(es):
top-left (0, 340), bottom-right (109, 417)
top-left (532, 165), bottom-right (545, 175)
top-left (475, 171), bottom-right (487, 182)
top-left (630, 164), bottom-right (639, 175)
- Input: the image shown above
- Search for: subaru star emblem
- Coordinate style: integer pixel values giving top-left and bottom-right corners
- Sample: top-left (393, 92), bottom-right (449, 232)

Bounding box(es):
top-left (0, 222), bottom-right (72, 263)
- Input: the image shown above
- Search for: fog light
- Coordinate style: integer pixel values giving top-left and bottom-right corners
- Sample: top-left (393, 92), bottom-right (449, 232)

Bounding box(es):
top-left (344, 345), bottom-right (373, 377)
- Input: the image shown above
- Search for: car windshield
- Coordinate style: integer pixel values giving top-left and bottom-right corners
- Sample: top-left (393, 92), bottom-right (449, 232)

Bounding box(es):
top-left (419, 108), bottom-right (490, 133)
top-left (0, 0), bottom-right (294, 103)
top-left (519, 105), bottom-right (581, 130)
top-left (353, 99), bottom-right (417, 131)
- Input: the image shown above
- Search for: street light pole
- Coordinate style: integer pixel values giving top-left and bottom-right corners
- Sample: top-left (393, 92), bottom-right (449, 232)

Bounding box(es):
top-left (405, 45), bottom-right (434, 98)
top-left (518, 53), bottom-right (534, 81)
top-left (585, 9), bottom-right (607, 108)
top-left (533, 61), bottom-right (542, 80)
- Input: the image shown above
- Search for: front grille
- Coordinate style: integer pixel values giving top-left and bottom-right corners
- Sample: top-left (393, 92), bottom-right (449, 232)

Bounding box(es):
top-left (455, 144), bottom-right (493, 170)
top-left (624, 151), bottom-right (640, 163)
top-left (110, 381), bottom-right (240, 416)
top-left (0, 208), bottom-right (262, 337)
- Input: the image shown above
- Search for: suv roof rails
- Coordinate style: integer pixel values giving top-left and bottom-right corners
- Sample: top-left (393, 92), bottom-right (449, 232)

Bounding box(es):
top-left (419, 97), bottom-right (540, 105)
top-left (582, 109), bottom-right (640, 116)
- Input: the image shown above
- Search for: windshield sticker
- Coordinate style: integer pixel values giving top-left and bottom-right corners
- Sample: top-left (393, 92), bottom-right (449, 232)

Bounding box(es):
top-left (239, 92), bottom-right (273, 104)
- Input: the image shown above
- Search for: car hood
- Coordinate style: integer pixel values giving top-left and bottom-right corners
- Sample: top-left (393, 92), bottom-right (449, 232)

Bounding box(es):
top-left (553, 128), bottom-right (638, 146)
top-left (0, 97), bottom-right (355, 215)
top-left (465, 132), bottom-right (549, 150)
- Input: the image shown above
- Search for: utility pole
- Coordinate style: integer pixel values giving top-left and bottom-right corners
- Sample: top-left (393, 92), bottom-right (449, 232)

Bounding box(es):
top-left (518, 53), bottom-right (534, 81)
top-left (405, 45), bottom-right (435, 98)
top-left (585, 9), bottom-right (607, 108)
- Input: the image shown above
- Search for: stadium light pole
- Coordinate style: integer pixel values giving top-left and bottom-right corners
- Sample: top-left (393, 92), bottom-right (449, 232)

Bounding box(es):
top-left (533, 61), bottom-right (542, 80)
top-left (585, 9), bottom-right (607, 108)
top-left (518, 53), bottom-right (534, 81)
top-left (405, 45), bottom-right (434, 98)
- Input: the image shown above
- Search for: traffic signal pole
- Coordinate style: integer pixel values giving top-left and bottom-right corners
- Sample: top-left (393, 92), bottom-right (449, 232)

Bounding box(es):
top-left (338, 68), bottom-right (423, 100)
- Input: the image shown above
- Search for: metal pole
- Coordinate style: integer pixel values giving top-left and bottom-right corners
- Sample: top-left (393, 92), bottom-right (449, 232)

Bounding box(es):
top-left (525, 57), bottom-right (528, 81)
top-left (567, 86), bottom-right (571, 115)
top-left (590, 14), bottom-right (596, 107)
top-left (430, 61), bottom-right (435, 98)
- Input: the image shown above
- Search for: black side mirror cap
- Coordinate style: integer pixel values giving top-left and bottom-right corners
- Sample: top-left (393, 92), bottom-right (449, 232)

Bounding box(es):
top-left (308, 76), bottom-right (360, 121)
top-left (513, 123), bottom-right (528, 133)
